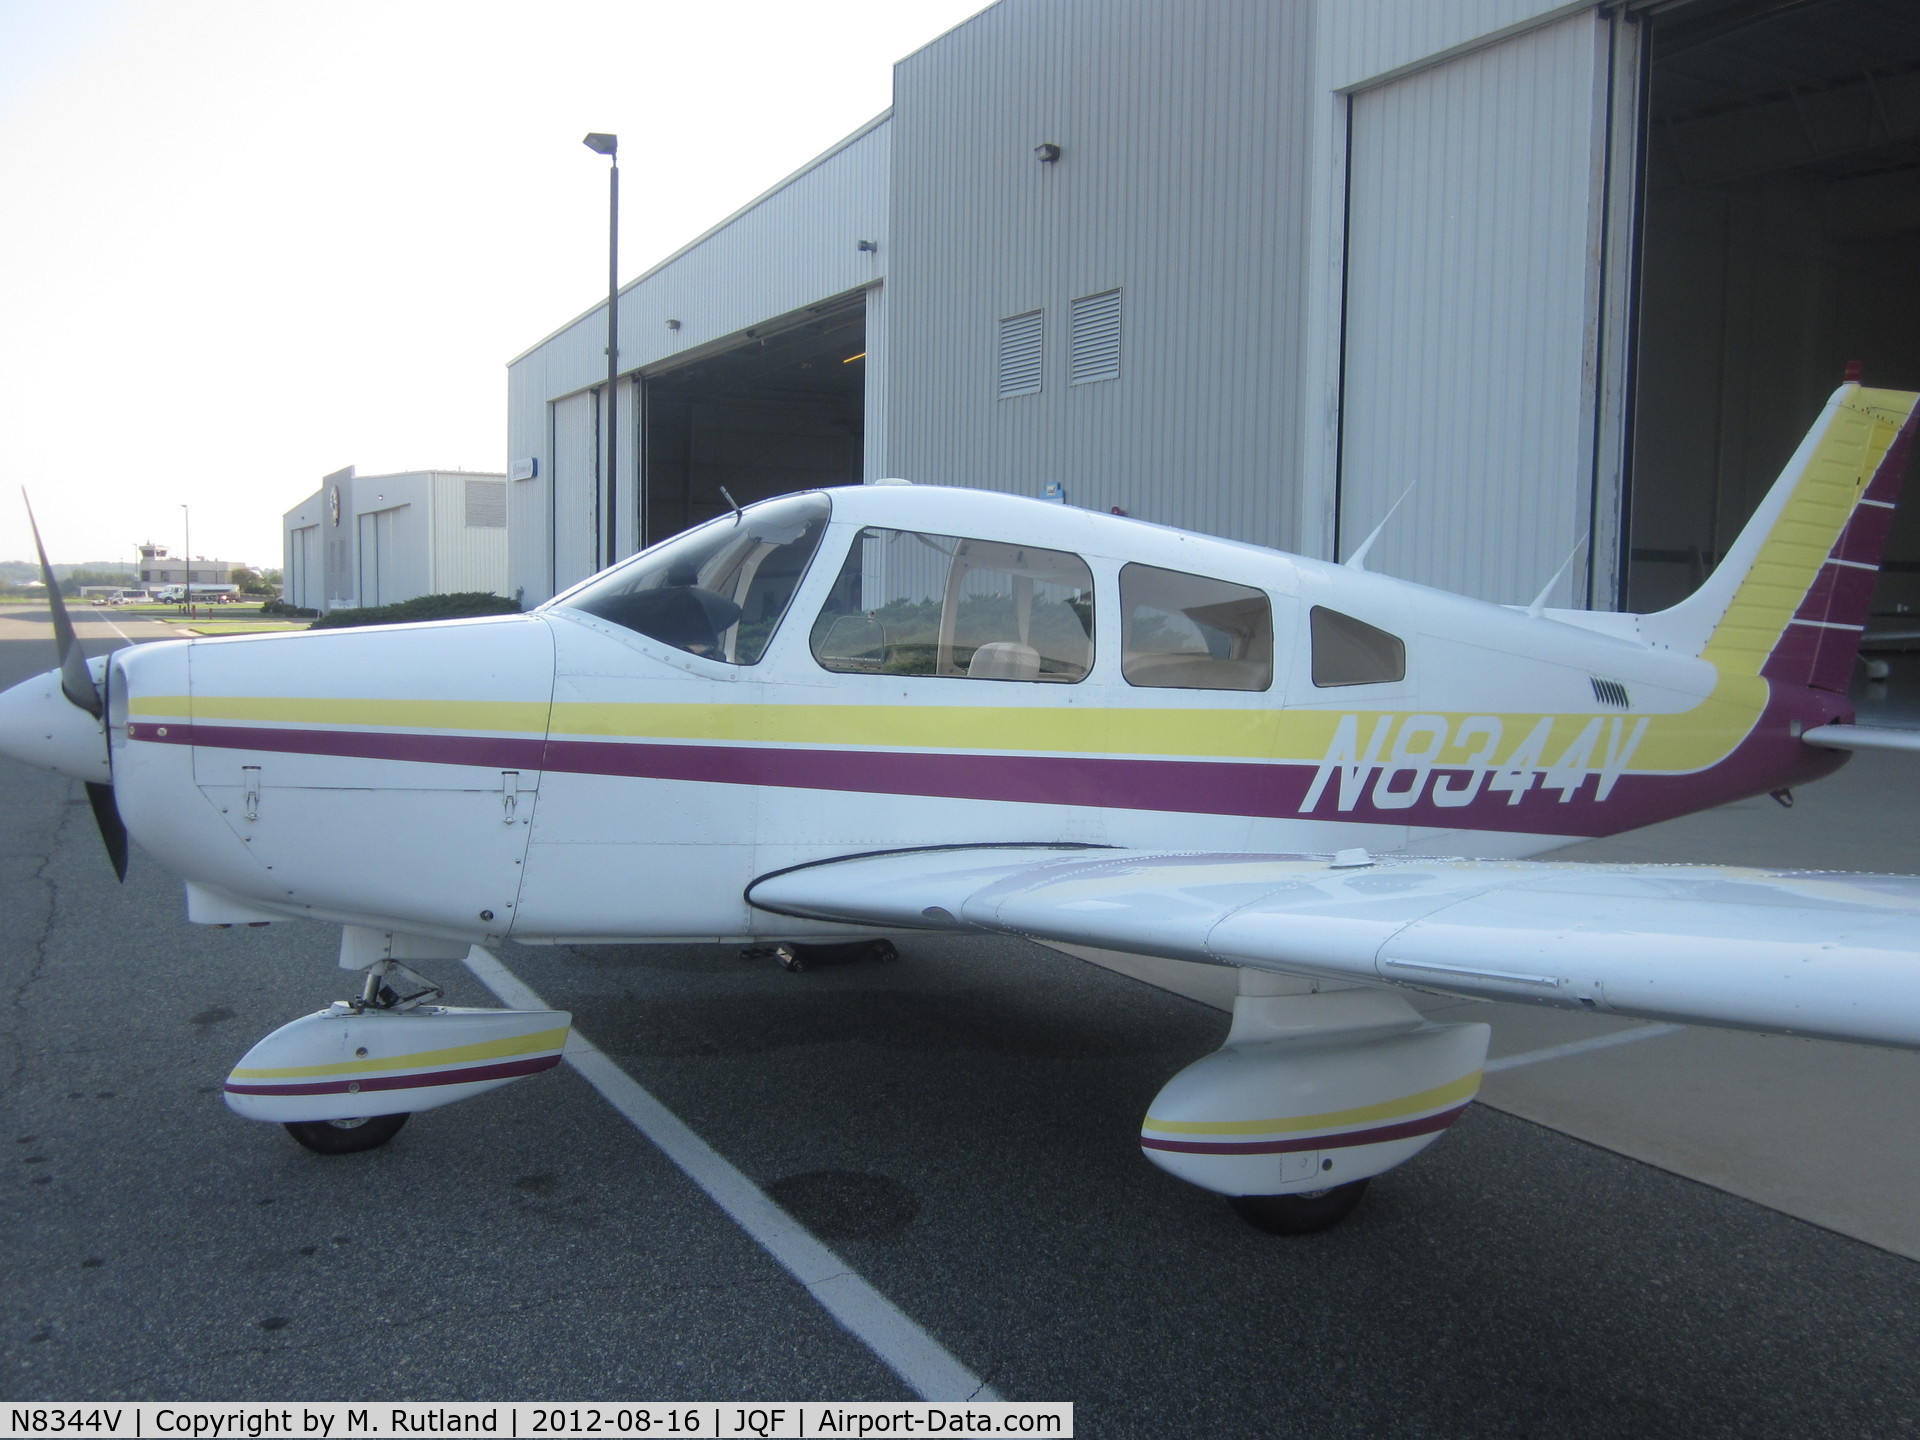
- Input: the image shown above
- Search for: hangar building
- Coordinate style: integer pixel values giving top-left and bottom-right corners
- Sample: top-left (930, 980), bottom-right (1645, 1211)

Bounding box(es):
top-left (283, 465), bottom-right (508, 613)
top-left (507, 0), bottom-right (1920, 618)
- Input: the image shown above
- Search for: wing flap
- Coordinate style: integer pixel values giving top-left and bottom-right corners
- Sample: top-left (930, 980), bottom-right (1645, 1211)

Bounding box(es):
top-left (747, 849), bottom-right (1920, 1050)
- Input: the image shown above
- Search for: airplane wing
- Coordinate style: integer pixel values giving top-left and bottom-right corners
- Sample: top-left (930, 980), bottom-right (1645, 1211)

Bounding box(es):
top-left (748, 846), bottom-right (1920, 1051)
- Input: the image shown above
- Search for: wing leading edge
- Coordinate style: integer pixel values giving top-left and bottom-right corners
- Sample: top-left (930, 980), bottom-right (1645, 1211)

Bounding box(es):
top-left (747, 847), bottom-right (1920, 1051)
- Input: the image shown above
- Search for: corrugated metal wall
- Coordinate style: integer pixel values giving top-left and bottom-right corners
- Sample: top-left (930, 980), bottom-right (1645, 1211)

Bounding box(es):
top-left (885, 0), bottom-right (1314, 552)
top-left (429, 474), bottom-right (509, 595)
top-left (549, 389), bottom-right (599, 596)
top-left (1337, 9), bottom-right (1610, 606)
top-left (285, 522), bottom-right (319, 609)
top-left (507, 118), bottom-right (891, 602)
top-left (320, 466), bottom-right (355, 607)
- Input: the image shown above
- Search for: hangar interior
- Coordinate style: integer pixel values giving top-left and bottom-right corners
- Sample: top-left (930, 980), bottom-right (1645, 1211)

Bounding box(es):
top-left (641, 296), bottom-right (866, 545)
top-left (1628, 0), bottom-right (1920, 611)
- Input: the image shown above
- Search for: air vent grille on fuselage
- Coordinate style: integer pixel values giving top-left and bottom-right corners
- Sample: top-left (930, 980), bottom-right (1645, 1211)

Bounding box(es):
top-left (1590, 677), bottom-right (1630, 709)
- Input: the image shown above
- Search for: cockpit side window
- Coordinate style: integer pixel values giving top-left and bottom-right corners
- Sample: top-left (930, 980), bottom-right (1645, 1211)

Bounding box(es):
top-left (1310, 605), bottom-right (1406, 686)
top-left (812, 527), bottom-right (1094, 682)
top-left (1121, 564), bottom-right (1273, 691)
top-left (550, 493), bottom-right (830, 664)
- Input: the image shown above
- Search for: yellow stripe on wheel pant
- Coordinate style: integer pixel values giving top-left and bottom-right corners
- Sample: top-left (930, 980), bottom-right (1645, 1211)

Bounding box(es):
top-left (228, 1025), bottom-right (570, 1080)
top-left (1141, 1071), bottom-right (1482, 1137)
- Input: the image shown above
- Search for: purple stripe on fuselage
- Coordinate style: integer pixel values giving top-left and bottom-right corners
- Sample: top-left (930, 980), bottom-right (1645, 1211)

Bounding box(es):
top-left (143, 722), bottom-right (546, 769)
top-left (138, 686), bottom-right (1853, 839)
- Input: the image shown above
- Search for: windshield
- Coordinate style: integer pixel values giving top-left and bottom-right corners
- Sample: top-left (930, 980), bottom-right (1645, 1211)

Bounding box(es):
top-left (550, 493), bottom-right (831, 664)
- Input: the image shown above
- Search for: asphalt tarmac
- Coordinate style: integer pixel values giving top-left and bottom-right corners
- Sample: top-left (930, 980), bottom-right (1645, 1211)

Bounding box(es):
top-left (6, 616), bottom-right (1920, 1436)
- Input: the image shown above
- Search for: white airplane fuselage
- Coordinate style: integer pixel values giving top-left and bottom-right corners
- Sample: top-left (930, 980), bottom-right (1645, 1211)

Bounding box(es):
top-left (98, 484), bottom-right (1849, 949)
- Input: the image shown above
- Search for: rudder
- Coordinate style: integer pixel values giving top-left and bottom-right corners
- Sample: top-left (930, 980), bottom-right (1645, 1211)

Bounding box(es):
top-left (1641, 382), bottom-right (1920, 693)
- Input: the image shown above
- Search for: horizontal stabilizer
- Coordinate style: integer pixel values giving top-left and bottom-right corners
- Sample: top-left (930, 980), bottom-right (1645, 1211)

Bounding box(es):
top-left (1803, 724), bottom-right (1920, 753)
top-left (748, 847), bottom-right (1920, 1051)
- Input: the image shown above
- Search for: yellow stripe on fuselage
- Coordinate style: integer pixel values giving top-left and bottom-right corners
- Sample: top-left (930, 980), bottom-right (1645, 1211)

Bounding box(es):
top-left (127, 694), bottom-right (1760, 775)
top-left (1143, 1071), bottom-right (1481, 1137)
top-left (229, 1025), bottom-right (569, 1080)
top-left (131, 695), bottom-right (551, 732)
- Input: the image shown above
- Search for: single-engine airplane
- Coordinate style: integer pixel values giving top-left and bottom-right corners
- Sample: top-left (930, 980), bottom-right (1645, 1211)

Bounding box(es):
top-left (6, 379), bottom-right (1920, 1233)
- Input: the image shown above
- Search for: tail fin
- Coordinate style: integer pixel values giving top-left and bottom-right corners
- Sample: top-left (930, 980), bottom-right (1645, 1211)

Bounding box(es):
top-left (1641, 383), bottom-right (1920, 693)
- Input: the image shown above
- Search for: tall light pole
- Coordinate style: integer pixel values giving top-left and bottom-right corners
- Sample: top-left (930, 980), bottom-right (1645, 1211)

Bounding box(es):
top-left (180, 503), bottom-right (191, 612)
top-left (584, 132), bottom-right (620, 570)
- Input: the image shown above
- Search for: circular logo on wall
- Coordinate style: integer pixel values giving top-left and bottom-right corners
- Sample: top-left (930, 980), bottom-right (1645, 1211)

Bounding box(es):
top-left (328, 484), bottom-right (342, 526)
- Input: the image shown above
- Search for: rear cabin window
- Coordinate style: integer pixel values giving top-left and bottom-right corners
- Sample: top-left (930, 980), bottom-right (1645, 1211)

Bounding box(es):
top-left (553, 493), bottom-right (830, 664)
top-left (1310, 606), bottom-right (1406, 686)
top-left (812, 528), bottom-right (1094, 682)
top-left (1121, 564), bottom-right (1273, 691)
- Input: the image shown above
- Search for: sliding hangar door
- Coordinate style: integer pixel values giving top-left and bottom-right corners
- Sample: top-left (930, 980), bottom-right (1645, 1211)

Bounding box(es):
top-left (1337, 0), bottom-right (1920, 618)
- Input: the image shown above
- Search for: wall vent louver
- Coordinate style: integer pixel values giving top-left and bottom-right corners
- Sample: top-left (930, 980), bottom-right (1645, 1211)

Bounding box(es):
top-left (1068, 288), bottom-right (1122, 386)
top-left (1590, 677), bottom-right (1630, 709)
top-left (464, 479), bottom-right (507, 529)
top-left (997, 310), bottom-right (1044, 398)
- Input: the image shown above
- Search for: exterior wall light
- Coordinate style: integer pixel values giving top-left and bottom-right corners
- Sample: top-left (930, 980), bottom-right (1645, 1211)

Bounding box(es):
top-left (1035, 143), bottom-right (1061, 163)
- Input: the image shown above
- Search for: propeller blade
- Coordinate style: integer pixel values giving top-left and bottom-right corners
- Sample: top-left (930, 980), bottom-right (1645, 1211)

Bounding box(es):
top-left (84, 780), bottom-right (129, 882)
top-left (22, 492), bottom-right (102, 718)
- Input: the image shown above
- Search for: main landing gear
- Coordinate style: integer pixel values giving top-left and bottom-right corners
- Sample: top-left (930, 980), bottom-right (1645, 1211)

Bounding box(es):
top-left (284, 1113), bottom-right (411, 1155)
top-left (1143, 970), bottom-right (1490, 1235)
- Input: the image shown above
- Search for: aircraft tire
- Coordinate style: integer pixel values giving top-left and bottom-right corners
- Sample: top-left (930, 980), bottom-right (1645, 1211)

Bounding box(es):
top-left (1227, 1178), bottom-right (1368, 1235)
top-left (282, 1113), bottom-right (409, 1155)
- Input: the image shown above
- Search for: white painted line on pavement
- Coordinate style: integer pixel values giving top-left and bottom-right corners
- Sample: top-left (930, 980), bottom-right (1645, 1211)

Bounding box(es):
top-left (1486, 1022), bottom-right (1685, 1073)
top-left (462, 945), bottom-right (999, 1404)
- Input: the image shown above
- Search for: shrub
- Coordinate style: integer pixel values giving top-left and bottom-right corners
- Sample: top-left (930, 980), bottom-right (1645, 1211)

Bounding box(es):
top-left (259, 599), bottom-right (319, 618)
top-left (307, 592), bottom-right (520, 630)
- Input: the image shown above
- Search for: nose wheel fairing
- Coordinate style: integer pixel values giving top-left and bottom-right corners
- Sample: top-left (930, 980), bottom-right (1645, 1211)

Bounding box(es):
top-left (224, 963), bottom-right (570, 1126)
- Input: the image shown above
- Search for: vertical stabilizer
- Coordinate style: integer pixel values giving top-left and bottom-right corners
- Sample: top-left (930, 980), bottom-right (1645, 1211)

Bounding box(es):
top-left (1639, 383), bottom-right (1920, 692)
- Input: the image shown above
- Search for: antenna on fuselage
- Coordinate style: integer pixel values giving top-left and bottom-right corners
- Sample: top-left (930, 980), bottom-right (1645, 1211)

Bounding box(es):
top-left (719, 486), bottom-right (743, 523)
top-left (1342, 482), bottom-right (1417, 572)
top-left (1525, 533), bottom-right (1590, 618)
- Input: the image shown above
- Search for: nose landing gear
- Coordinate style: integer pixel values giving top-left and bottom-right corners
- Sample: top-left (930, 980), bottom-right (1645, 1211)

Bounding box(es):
top-left (223, 950), bottom-right (571, 1154)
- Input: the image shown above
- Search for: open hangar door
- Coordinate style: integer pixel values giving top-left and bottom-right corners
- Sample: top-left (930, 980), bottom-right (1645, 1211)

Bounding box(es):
top-left (1626, 0), bottom-right (1920, 612)
top-left (641, 295), bottom-right (865, 545)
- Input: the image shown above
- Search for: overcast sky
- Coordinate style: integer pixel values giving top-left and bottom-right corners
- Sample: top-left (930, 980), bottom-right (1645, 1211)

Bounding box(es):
top-left (0, 0), bottom-right (987, 569)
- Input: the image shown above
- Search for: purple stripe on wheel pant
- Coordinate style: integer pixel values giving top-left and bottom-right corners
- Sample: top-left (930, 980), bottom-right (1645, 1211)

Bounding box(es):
top-left (1139, 1104), bottom-right (1469, 1156)
top-left (223, 1052), bottom-right (561, 1097)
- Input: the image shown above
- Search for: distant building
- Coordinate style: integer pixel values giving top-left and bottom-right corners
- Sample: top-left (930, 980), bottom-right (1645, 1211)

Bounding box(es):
top-left (283, 465), bottom-right (508, 613)
top-left (137, 545), bottom-right (232, 592)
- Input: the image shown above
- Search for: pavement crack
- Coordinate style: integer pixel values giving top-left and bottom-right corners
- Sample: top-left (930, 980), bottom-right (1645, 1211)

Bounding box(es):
top-left (3, 782), bottom-right (78, 1092)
